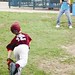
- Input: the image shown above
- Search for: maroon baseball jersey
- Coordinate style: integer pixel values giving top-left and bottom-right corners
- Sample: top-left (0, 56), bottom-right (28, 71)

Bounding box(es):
top-left (6, 33), bottom-right (32, 51)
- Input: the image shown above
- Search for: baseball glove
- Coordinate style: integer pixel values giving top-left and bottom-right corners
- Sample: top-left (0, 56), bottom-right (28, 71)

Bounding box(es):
top-left (7, 58), bottom-right (18, 75)
top-left (7, 58), bottom-right (14, 70)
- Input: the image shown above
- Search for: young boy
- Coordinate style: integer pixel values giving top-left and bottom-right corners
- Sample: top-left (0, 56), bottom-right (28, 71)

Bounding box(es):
top-left (6, 22), bottom-right (32, 75)
top-left (56, 0), bottom-right (72, 28)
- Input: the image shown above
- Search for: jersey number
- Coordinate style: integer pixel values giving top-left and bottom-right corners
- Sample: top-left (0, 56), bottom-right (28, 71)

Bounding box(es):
top-left (16, 34), bottom-right (26, 41)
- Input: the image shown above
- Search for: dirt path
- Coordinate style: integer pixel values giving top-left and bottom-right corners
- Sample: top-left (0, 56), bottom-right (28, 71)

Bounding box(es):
top-left (38, 59), bottom-right (75, 75)
top-left (38, 45), bottom-right (75, 75)
top-left (62, 45), bottom-right (75, 56)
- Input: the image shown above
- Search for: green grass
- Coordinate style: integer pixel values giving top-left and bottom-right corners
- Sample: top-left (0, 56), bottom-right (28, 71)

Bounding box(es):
top-left (0, 12), bottom-right (75, 75)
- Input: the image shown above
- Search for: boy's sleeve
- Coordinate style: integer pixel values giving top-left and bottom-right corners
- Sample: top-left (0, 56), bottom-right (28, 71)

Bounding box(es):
top-left (27, 34), bottom-right (32, 42)
top-left (6, 37), bottom-right (16, 51)
top-left (6, 43), bottom-right (16, 51)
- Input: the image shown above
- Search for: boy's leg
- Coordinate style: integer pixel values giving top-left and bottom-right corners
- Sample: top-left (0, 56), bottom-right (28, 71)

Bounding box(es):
top-left (13, 45), bottom-right (29, 75)
top-left (15, 50), bottom-right (29, 75)
top-left (56, 9), bottom-right (64, 26)
top-left (65, 9), bottom-right (72, 27)
top-left (16, 45), bottom-right (29, 67)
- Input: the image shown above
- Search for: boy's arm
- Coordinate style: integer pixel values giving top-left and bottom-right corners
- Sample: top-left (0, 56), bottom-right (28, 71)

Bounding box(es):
top-left (68, 0), bottom-right (71, 5)
top-left (7, 50), bottom-right (12, 58)
top-left (7, 50), bottom-right (14, 70)
top-left (60, 0), bottom-right (62, 4)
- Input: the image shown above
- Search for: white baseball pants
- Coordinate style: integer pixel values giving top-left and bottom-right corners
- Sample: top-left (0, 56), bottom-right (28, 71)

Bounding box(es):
top-left (13, 44), bottom-right (29, 75)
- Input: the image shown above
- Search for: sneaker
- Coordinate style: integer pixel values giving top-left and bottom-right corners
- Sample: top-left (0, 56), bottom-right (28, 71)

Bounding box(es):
top-left (69, 25), bottom-right (72, 29)
top-left (56, 25), bottom-right (60, 28)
